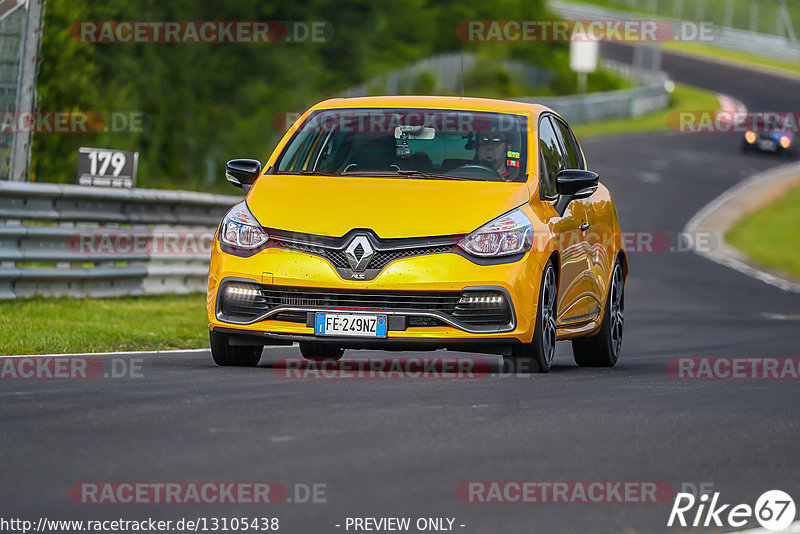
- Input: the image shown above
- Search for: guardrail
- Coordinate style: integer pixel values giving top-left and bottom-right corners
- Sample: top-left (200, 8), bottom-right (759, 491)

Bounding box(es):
top-left (344, 51), bottom-right (671, 125)
top-left (550, 0), bottom-right (800, 63)
top-left (528, 75), bottom-right (669, 124)
top-left (0, 181), bottom-right (240, 299)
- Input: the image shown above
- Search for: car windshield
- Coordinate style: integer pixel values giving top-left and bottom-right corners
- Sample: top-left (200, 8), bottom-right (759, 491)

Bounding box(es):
top-left (275, 108), bottom-right (528, 182)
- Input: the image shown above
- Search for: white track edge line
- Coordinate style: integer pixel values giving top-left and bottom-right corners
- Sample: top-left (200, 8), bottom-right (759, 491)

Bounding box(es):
top-left (2, 345), bottom-right (294, 359)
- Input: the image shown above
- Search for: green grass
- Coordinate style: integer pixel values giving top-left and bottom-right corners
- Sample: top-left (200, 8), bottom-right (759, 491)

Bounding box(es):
top-left (727, 185), bottom-right (800, 279)
top-left (0, 293), bottom-right (210, 356)
top-left (572, 82), bottom-right (719, 138)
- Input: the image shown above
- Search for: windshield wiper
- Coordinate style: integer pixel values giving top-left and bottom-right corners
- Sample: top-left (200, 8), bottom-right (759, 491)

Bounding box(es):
top-left (393, 170), bottom-right (470, 181)
top-left (280, 170), bottom-right (337, 176)
top-left (340, 169), bottom-right (470, 181)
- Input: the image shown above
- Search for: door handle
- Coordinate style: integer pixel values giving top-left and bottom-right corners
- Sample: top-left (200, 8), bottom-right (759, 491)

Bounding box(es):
top-left (579, 222), bottom-right (590, 232)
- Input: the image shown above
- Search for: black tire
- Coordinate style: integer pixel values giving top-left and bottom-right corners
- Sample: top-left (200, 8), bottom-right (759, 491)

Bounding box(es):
top-left (299, 342), bottom-right (344, 361)
top-left (572, 259), bottom-right (624, 367)
top-left (209, 331), bottom-right (263, 367)
top-left (504, 259), bottom-right (558, 374)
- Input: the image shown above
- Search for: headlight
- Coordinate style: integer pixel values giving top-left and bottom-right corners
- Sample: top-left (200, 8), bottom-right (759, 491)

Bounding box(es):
top-left (458, 208), bottom-right (533, 257)
top-left (745, 131), bottom-right (757, 144)
top-left (780, 135), bottom-right (792, 149)
top-left (219, 202), bottom-right (269, 249)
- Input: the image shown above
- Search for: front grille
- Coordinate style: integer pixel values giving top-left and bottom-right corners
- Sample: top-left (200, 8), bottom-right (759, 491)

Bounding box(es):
top-left (218, 284), bottom-right (512, 330)
top-left (369, 245), bottom-right (453, 269)
top-left (274, 240), bottom-right (453, 270)
top-left (260, 287), bottom-right (463, 311)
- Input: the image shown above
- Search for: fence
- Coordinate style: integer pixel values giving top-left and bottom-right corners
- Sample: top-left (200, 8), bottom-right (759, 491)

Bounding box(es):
top-left (0, 180), bottom-right (239, 299)
top-left (529, 59), bottom-right (670, 123)
top-left (527, 81), bottom-right (669, 124)
top-left (0, 6), bottom-right (25, 180)
top-left (550, 0), bottom-right (800, 63)
top-left (344, 52), bottom-right (671, 125)
top-left (590, 0), bottom-right (798, 39)
top-left (343, 53), bottom-right (554, 97)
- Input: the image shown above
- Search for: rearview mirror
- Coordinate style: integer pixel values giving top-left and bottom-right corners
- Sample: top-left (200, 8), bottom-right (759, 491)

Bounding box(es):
top-left (226, 159), bottom-right (262, 191)
top-left (554, 169), bottom-right (599, 216)
top-left (394, 125), bottom-right (435, 140)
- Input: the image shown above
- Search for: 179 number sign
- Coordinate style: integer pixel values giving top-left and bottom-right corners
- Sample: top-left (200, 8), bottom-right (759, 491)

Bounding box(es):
top-left (77, 147), bottom-right (138, 188)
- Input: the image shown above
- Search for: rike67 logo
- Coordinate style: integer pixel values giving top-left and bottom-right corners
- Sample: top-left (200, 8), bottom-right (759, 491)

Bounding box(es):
top-left (668, 489), bottom-right (796, 531)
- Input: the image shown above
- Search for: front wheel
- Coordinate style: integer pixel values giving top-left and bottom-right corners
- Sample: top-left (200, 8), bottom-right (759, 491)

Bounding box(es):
top-left (210, 331), bottom-right (263, 366)
top-left (505, 260), bottom-right (558, 374)
top-left (572, 259), bottom-right (624, 367)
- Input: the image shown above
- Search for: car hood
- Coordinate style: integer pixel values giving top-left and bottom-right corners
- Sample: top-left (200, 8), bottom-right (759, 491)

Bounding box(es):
top-left (246, 174), bottom-right (531, 238)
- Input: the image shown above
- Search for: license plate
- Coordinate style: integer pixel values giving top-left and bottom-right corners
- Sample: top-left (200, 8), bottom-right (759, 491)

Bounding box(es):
top-left (314, 313), bottom-right (388, 338)
top-left (758, 139), bottom-right (777, 151)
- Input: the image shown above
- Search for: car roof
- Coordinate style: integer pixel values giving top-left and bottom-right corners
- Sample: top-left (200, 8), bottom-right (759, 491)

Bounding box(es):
top-left (310, 95), bottom-right (555, 118)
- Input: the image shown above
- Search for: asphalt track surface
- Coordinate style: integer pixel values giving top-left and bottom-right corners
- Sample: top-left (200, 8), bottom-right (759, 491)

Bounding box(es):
top-left (2, 48), bottom-right (799, 533)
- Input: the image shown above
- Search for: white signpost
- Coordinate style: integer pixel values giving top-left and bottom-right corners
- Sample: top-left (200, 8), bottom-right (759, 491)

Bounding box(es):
top-left (570, 39), bottom-right (599, 93)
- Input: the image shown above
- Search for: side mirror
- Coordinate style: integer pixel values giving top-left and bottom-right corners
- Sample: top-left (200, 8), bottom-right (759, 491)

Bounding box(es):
top-left (226, 159), bottom-right (262, 191)
top-left (554, 169), bottom-right (599, 216)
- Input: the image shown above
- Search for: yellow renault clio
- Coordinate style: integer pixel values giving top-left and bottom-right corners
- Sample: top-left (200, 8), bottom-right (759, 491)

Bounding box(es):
top-left (208, 96), bottom-right (627, 372)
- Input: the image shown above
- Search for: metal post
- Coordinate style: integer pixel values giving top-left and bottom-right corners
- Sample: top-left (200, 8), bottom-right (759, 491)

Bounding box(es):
top-left (632, 45), bottom-right (643, 79)
top-left (723, 0), bottom-right (733, 29)
top-left (696, 0), bottom-right (706, 22)
top-left (651, 44), bottom-right (663, 72)
top-left (778, 0), bottom-right (797, 42)
top-left (750, 0), bottom-right (759, 33)
top-left (9, 0), bottom-right (44, 182)
top-left (673, 0), bottom-right (683, 20)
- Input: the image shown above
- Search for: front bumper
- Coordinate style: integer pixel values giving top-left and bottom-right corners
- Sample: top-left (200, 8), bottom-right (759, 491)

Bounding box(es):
top-left (207, 239), bottom-right (546, 345)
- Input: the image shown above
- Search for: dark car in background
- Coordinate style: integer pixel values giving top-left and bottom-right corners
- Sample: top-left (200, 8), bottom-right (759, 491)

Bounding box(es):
top-left (742, 113), bottom-right (796, 157)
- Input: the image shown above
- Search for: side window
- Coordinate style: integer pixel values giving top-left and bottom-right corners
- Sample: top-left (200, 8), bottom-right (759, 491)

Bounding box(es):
top-left (538, 117), bottom-right (565, 198)
top-left (552, 118), bottom-right (583, 170)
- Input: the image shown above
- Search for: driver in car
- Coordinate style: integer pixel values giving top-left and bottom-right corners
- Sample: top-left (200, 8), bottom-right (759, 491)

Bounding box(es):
top-left (472, 131), bottom-right (515, 180)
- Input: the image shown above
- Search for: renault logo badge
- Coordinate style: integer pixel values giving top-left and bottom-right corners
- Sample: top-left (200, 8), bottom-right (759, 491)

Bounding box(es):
top-left (345, 235), bottom-right (374, 271)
